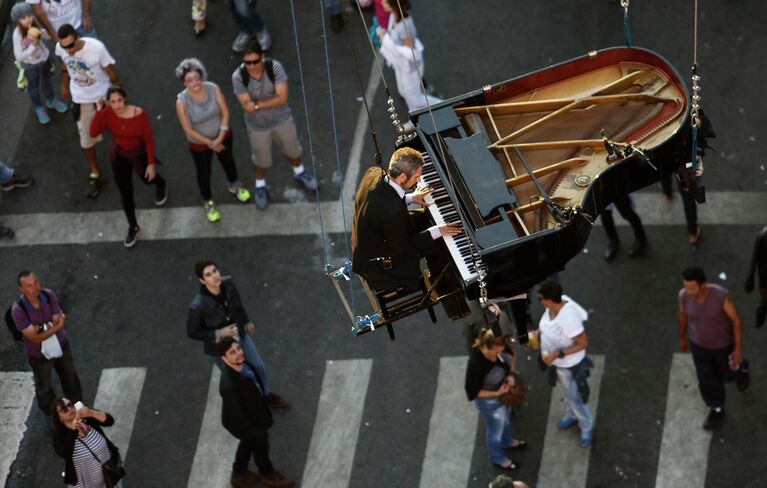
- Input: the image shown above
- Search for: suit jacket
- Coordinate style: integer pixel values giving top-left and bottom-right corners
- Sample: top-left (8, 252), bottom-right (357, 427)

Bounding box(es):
top-left (219, 362), bottom-right (274, 443)
top-left (351, 167), bottom-right (435, 291)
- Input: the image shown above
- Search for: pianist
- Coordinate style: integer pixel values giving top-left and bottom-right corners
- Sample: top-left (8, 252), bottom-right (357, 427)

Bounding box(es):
top-left (351, 148), bottom-right (465, 315)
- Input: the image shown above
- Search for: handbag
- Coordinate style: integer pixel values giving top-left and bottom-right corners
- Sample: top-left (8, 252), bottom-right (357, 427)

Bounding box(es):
top-left (499, 372), bottom-right (528, 407)
top-left (77, 435), bottom-right (126, 487)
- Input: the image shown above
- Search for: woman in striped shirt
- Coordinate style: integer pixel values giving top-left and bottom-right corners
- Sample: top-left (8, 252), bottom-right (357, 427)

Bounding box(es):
top-left (52, 397), bottom-right (123, 488)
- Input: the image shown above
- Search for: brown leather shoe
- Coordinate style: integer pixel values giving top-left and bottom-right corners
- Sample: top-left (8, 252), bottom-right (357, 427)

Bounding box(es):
top-left (261, 471), bottom-right (295, 488)
top-left (265, 392), bottom-right (291, 410)
top-left (230, 470), bottom-right (261, 486)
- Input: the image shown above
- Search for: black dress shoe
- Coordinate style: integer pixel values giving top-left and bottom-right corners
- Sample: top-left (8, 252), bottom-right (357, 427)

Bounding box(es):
top-left (628, 238), bottom-right (647, 258)
top-left (330, 13), bottom-right (344, 32)
top-left (604, 240), bottom-right (619, 261)
top-left (703, 408), bottom-right (725, 430)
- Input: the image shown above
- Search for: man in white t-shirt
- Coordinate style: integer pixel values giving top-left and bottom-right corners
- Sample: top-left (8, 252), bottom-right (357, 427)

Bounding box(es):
top-left (55, 23), bottom-right (118, 198)
top-left (27, 0), bottom-right (95, 42)
top-left (536, 279), bottom-right (594, 448)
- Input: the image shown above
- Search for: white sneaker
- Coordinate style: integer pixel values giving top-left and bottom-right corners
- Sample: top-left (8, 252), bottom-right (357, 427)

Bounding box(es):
top-left (232, 32), bottom-right (252, 53)
top-left (256, 29), bottom-right (271, 50)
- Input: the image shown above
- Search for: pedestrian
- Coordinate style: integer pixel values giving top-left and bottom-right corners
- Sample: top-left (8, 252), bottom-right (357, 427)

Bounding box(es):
top-left (324, 0), bottom-right (344, 32)
top-left (232, 40), bottom-right (318, 209)
top-left (26, 0), bottom-right (96, 41)
top-left (535, 279), bottom-right (594, 447)
top-left (89, 87), bottom-right (168, 248)
top-left (217, 337), bottom-right (296, 487)
top-left (488, 475), bottom-right (530, 488)
top-left (187, 259), bottom-right (290, 410)
top-left (175, 58), bottom-right (251, 222)
top-left (52, 397), bottom-right (124, 488)
top-left (0, 161), bottom-right (34, 239)
top-left (678, 266), bottom-right (750, 430)
top-left (465, 326), bottom-right (525, 471)
top-left (11, 3), bottom-right (68, 125)
top-left (191, 0), bottom-right (206, 35)
top-left (377, 0), bottom-right (442, 122)
top-left (11, 271), bottom-right (82, 425)
top-left (227, 0), bottom-right (271, 52)
top-left (55, 23), bottom-right (120, 199)
top-left (601, 193), bottom-right (648, 261)
top-left (745, 226), bottom-right (767, 328)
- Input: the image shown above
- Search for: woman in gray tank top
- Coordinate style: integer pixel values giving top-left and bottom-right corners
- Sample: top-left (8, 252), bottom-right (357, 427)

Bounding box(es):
top-left (175, 58), bottom-right (251, 222)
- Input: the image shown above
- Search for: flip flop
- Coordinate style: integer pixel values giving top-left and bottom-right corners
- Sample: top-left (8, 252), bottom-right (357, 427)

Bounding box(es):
top-left (493, 460), bottom-right (518, 471)
top-left (507, 439), bottom-right (527, 450)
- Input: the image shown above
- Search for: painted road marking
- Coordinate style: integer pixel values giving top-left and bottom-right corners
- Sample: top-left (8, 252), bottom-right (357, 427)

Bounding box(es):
top-left (92, 367), bottom-right (146, 460)
top-left (418, 356), bottom-right (478, 488)
top-left (301, 359), bottom-right (373, 488)
top-left (654, 353), bottom-right (712, 488)
top-left (186, 366), bottom-right (237, 488)
top-left (0, 192), bottom-right (763, 248)
top-left (536, 354), bottom-right (605, 488)
top-left (0, 372), bottom-right (35, 485)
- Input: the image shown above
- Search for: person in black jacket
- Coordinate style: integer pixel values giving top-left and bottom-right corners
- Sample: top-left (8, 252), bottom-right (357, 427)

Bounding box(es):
top-left (745, 226), bottom-right (767, 328)
top-left (218, 337), bottom-right (295, 488)
top-left (351, 147), bottom-right (468, 318)
top-left (51, 397), bottom-right (123, 487)
top-left (187, 259), bottom-right (289, 409)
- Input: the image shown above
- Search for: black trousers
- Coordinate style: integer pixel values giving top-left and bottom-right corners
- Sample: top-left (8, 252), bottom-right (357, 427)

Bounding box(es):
top-left (112, 155), bottom-right (166, 228)
top-left (661, 173), bottom-right (698, 235)
top-left (190, 135), bottom-right (239, 201)
top-left (233, 436), bottom-right (275, 475)
top-left (27, 342), bottom-right (82, 414)
top-left (689, 340), bottom-right (735, 408)
top-left (601, 193), bottom-right (647, 242)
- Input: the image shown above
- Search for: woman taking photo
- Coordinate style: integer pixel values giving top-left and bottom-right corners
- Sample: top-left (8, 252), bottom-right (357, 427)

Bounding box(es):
top-left (89, 87), bottom-right (167, 248)
top-left (52, 397), bottom-right (124, 488)
top-left (465, 327), bottom-right (526, 471)
top-left (175, 58), bottom-right (250, 223)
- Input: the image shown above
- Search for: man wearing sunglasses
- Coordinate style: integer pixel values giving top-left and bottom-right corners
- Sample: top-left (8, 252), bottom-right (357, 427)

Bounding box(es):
top-left (232, 40), bottom-right (318, 209)
top-left (55, 23), bottom-right (120, 199)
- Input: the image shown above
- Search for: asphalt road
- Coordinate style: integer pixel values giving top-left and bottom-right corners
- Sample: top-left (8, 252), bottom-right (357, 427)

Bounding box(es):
top-left (0, 1), bottom-right (766, 487)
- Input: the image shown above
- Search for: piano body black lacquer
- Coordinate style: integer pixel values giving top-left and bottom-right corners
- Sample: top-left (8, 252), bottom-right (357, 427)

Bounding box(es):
top-left (403, 47), bottom-right (692, 300)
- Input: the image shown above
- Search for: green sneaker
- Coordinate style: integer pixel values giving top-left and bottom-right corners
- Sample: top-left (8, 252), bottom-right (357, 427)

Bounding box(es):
top-left (204, 201), bottom-right (221, 222)
top-left (229, 185), bottom-right (252, 203)
top-left (15, 61), bottom-right (27, 91)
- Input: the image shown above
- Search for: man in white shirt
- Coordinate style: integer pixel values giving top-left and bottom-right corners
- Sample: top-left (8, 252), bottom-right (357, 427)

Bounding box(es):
top-left (27, 0), bottom-right (95, 42)
top-left (55, 23), bottom-right (119, 198)
top-left (536, 279), bottom-right (594, 447)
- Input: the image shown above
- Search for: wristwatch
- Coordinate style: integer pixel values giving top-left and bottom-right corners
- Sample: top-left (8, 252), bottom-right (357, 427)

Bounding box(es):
top-left (558, 349), bottom-right (565, 359)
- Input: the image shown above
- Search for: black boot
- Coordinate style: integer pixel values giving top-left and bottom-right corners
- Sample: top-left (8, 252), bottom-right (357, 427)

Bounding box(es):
top-left (604, 240), bottom-right (619, 261)
top-left (703, 408), bottom-right (725, 430)
top-left (628, 237), bottom-right (647, 258)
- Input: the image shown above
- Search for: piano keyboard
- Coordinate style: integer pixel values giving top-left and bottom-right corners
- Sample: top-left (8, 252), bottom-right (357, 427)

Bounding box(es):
top-left (419, 152), bottom-right (487, 285)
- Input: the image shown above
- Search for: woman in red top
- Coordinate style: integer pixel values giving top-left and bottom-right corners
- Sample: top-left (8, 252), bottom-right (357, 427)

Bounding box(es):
top-left (90, 87), bottom-right (167, 248)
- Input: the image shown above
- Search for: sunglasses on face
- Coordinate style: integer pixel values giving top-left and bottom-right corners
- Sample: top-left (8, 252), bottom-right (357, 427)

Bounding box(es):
top-left (60, 40), bottom-right (77, 50)
top-left (243, 58), bottom-right (262, 66)
top-left (59, 401), bottom-right (75, 412)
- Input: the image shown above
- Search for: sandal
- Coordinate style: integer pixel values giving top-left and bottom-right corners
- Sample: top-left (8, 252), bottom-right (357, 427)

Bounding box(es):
top-left (688, 225), bottom-right (702, 245)
top-left (507, 439), bottom-right (527, 450)
top-left (194, 19), bottom-right (206, 36)
top-left (493, 460), bottom-right (518, 471)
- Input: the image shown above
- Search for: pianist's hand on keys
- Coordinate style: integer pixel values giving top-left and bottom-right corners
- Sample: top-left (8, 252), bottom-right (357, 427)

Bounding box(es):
top-left (411, 184), bottom-right (435, 206)
top-left (438, 223), bottom-right (464, 237)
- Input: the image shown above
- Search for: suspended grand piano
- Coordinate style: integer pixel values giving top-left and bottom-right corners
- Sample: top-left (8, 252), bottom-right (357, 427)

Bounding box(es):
top-left (409, 46), bottom-right (692, 301)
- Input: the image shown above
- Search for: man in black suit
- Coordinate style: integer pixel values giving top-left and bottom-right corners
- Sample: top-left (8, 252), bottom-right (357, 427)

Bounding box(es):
top-left (218, 337), bottom-right (295, 487)
top-left (351, 148), bottom-right (467, 316)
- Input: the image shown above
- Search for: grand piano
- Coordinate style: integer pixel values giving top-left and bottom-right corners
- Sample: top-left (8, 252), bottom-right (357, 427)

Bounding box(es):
top-left (406, 46), bottom-right (692, 302)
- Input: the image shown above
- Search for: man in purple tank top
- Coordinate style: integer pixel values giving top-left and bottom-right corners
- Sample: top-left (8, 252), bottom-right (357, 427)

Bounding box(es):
top-left (678, 266), bottom-right (750, 430)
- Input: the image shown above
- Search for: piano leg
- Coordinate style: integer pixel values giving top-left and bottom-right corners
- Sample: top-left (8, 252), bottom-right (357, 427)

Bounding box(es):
top-left (508, 298), bottom-right (531, 345)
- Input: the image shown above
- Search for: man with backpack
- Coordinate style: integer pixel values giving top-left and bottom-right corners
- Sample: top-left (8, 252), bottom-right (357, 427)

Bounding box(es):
top-left (8, 270), bottom-right (82, 423)
top-left (231, 40), bottom-right (318, 209)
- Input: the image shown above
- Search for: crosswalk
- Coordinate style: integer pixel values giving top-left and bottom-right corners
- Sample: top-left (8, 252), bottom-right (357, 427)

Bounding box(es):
top-left (0, 353), bottom-right (738, 487)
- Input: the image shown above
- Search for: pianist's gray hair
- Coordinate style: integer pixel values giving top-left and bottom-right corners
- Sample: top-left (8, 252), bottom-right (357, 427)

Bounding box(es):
top-left (175, 58), bottom-right (208, 82)
top-left (388, 147), bottom-right (424, 178)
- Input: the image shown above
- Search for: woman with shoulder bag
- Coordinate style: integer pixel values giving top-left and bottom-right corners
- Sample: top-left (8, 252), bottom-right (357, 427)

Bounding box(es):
top-left (52, 396), bottom-right (125, 488)
top-left (465, 327), bottom-right (527, 471)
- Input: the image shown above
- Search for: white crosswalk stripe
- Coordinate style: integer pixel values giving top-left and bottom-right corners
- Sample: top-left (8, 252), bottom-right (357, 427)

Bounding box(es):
top-left (92, 367), bottom-right (147, 460)
top-left (186, 366), bottom-right (238, 488)
top-left (654, 353), bottom-right (712, 488)
top-left (301, 359), bottom-right (373, 488)
top-left (0, 372), bottom-right (35, 486)
top-left (418, 356), bottom-right (478, 488)
top-left (536, 355), bottom-right (605, 488)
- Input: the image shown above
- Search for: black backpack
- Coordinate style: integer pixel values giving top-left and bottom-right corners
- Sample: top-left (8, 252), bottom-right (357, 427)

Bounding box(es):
top-left (239, 59), bottom-right (275, 90)
top-left (4, 290), bottom-right (53, 342)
